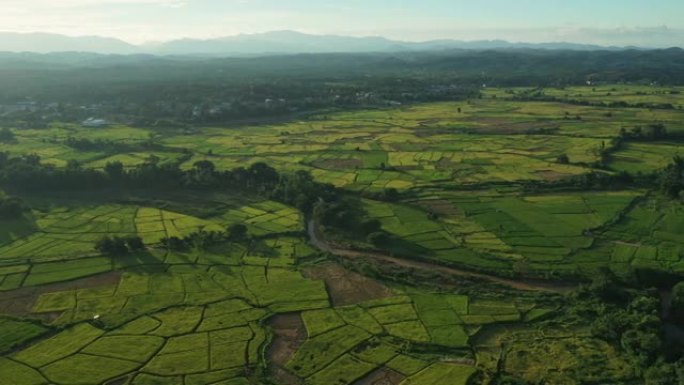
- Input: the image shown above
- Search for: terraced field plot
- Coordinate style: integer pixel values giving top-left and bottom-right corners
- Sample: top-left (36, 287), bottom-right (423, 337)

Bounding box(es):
top-left (0, 198), bottom-right (304, 291)
top-left (160, 102), bottom-right (626, 190)
top-left (1, 125), bottom-right (167, 168)
top-left (473, 324), bottom-right (635, 385)
top-left (609, 142), bottom-right (684, 173)
top-left (0, 249), bottom-right (550, 385)
top-left (360, 190), bottom-right (642, 273)
top-left (584, 197), bottom-right (684, 274)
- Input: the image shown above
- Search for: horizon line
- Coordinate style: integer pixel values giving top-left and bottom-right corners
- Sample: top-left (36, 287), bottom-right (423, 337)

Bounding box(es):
top-left (0, 27), bottom-right (682, 49)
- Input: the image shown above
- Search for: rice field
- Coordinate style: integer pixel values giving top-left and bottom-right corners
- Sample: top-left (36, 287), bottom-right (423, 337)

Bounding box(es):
top-left (1, 85), bottom-right (683, 384)
top-left (0, 253), bottom-right (550, 385)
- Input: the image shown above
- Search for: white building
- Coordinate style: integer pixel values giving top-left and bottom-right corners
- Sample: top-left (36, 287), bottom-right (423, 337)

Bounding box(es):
top-left (82, 118), bottom-right (109, 128)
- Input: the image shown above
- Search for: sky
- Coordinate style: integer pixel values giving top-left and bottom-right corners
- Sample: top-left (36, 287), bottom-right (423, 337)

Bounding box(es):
top-left (0, 0), bottom-right (683, 46)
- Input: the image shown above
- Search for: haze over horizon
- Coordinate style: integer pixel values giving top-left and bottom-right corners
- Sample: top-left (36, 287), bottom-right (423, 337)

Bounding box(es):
top-left (0, 0), bottom-right (683, 48)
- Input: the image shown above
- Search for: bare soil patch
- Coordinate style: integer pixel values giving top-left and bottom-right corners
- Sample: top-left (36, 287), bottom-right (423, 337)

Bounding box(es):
top-left (462, 118), bottom-right (559, 135)
top-left (303, 263), bottom-right (393, 306)
top-left (435, 157), bottom-right (456, 170)
top-left (419, 119), bottom-right (441, 126)
top-left (354, 367), bottom-right (405, 385)
top-left (535, 170), bottom-right (574, 181)
top-left (417, 199), bottom-right (463, 216)
top-left (0, 270), bottom-right (121, 317)
top-left (267, 313), bottom-right (306, 385)
top-left (414, 128), bottom-right (460, 138)
top-left (311, 158), bottom-right (363, 170)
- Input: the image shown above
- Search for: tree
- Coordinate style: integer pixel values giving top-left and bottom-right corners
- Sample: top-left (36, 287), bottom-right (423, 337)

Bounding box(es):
top-left (360, 219), bottom-right (382, 235)
top-left (227, 224), bottom-right (248, 241)
top-left (125, 236), bottom-right (145, 252)
top-left (95, 237), bottom-right (114, 255)
top-left (367, 232), bottom-right (390, 247)
top-left (671, 282), bottom-right (684, 321)
top-left (621, 329), bottom-right (661, 366)
top-left (381, 188), bottom-right (400, 202)
top-left (249, 162), bottom-right (279, 185)
top-left (95, 236), bottom-right (129, 256)
top-left (104, 161), bottom-right (125, 179)
top-left (0, 128), bottom-right (15, 143)
top-left (161, 236), bottom-right (188, 251)
top-left (193, 160), bottom-right (216, 173)
top-left (659, 156), bottom-right (684, 197)
top-left (556, 154), bottom-right (570, 164)
top-left (66, 159), bottom-right (82, 171)
top-left (644, 361), bottom-right (677, 385)
top-left (0, 197), bottom-right (26, 220)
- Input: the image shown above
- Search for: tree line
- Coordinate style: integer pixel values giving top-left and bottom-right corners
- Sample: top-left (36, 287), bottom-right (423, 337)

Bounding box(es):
top-left (0, 153), bottom-right (377, 248)
top-left (0, 196), bottom-right (26, 220)
top-left (513, 90), bottom-right (680, 110)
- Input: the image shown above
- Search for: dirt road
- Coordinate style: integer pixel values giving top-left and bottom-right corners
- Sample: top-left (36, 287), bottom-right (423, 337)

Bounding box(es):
top-left (307, 220), bottom-right (576, 293)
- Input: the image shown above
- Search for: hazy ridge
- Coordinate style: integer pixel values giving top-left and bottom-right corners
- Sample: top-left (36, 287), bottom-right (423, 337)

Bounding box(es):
top-left (0, 30), bottom-right (644, 56)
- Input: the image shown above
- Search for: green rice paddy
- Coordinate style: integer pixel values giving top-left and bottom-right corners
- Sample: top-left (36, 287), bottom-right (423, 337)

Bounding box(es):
top-left (1, 85), bottom-right (683, 384)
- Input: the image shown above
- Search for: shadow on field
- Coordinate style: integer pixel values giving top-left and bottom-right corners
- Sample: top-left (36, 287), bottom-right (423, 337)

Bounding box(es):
top-left (117, 250), bottom-right (167, 273)
top-left (380, 237), bottom-right (435, 260)
top-left (0, 215), bottom-right (36, 245)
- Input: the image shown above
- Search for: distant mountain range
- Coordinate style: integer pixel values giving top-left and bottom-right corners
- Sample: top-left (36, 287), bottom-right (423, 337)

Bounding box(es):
top-left (0, 30), bottom-right (645, 56)
top-left (0, 32), bottom-right (137, 55)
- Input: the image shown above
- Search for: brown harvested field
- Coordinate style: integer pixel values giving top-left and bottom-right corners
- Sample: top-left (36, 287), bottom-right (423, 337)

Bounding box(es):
top-left (415, 128), bottom-right (460, 138)
top-left (267, 313), bottom-right (306, 385)
top-left (417, 199), bottom-right (463, 216)
top-left (480, 122), bottom-right (559, 135)
top-left (354, 367), bottom-right (405, 385)
top-left (535, 170), bottom-right (574, 181)
top-left (0, 270), bottom-right (121, 317)
top-left (311, 158), bottom-right (363, 170)
top-left (303, 263), bottom-right (393, 306)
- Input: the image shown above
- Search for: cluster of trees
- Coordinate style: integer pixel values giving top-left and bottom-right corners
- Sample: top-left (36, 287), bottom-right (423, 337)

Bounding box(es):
top-left (619, 124), bottom-right (671, 141)
top-left (95, 236), bottom-right (145, 256)
top-left (313, 199), bottom-right (379, 235)
top-left (0, 128), bottom-right (15, 143)
top-left (658, 156), bottom-right (684, 198)
top-left (3, 49), bottom-right (684, 127)
top-left (576, 271), bottom-right (684, 384)
top-left (525, 155), bottom-right (684, 200)
top-left (556, 154), bottom-right (570, 164)
top-left (0, 196), bottom-right (26, 220)
top-left (595, 123), bottom-right (679, 168)
top-left (367, 187), bottom-right (401, 202)
top-left (271, 170), bottom-right (338, 214)
top-left (0, 152), bottom-right (370, 243)
top-left (671, 282), bottom-right (684, 322)
top-left (160, 224), bottom-right (249, 251)
top-left (270, 169), bottom-right (388, 241)
top-left (524, 170), bottom-right (642, 192)
top-left (0, 153), bottom-right (285, 193)
top-left (514, 91), bottom-right (679, 110)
